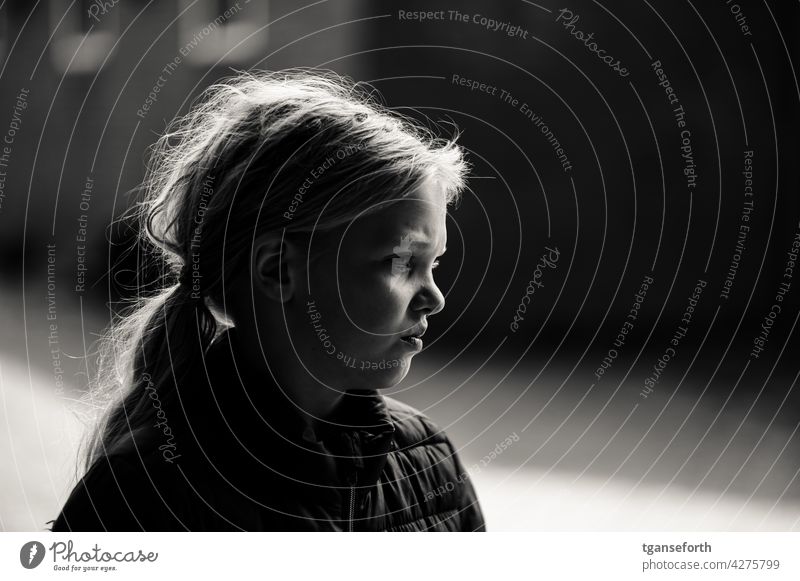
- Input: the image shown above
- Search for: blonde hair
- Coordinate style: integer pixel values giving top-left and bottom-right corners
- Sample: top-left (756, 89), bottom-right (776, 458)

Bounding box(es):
top-left (80, 69), bottom-right (469, 472)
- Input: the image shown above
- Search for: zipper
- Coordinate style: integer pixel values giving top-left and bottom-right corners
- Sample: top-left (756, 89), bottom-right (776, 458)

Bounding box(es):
top-left (347, 470), bottom-right (358, 532)
top-left (348, 484), bottom-right (355, 532)
top-left (347, 432), bottom-right (360, 532)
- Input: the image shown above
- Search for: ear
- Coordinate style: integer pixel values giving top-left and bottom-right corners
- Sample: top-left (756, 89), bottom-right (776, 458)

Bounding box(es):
top-left (252, 233), bottom-right (302, 303)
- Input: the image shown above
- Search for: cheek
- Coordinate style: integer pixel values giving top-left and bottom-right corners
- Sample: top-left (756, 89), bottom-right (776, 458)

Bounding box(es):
top-left (307, 257), bottom-right (411, 332)
top-left (323, 262), bottom-right (410, 332)
top-left (342, 274), bottom-right (411, 330)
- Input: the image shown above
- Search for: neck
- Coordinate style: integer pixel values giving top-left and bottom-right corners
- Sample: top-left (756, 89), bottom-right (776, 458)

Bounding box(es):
top-left (228, 325), bottom-right (345, 432)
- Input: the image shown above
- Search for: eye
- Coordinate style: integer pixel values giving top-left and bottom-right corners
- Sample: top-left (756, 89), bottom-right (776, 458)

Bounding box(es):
top-left (389, 254), bottom-right (412, 273)
top-left (386, 254), bottom-right (441, 273)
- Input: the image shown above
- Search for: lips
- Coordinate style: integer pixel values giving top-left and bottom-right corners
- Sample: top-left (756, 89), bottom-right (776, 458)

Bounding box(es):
top-left (400, 324), bottom-right (427, 348)
top-left (401, 324), bottom-right (427, 340)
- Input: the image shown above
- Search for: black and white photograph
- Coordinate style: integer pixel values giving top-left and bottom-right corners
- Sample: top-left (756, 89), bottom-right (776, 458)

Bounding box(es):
top-left (0, 0), bottom-right (799, 576)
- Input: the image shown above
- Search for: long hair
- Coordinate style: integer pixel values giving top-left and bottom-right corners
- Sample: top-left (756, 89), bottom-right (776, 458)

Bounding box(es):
top-left (80, 68), bottom-right (469, 473)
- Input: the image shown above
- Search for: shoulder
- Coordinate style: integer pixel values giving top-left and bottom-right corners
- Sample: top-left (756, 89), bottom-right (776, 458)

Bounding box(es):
top-left (381, 396), bottom-right (487, 531)
top-left (51, 450), bottom-right (193, 531)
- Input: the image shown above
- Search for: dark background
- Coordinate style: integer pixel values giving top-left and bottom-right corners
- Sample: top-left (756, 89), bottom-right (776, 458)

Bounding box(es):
top-left (1, 0), bottom-right (799, 531)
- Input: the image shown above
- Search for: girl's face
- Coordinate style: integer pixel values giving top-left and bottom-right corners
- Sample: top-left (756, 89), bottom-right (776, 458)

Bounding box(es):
top-left (297, 179), bottom-right (448, 391)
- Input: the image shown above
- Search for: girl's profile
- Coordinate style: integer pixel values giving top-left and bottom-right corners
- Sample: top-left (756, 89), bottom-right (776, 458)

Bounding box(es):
top-left (50, 69), bottom-right (485, 532)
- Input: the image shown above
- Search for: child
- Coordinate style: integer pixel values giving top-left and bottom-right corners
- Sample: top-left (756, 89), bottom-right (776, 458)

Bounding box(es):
top-left (51, 69), bottom-right (485, 531)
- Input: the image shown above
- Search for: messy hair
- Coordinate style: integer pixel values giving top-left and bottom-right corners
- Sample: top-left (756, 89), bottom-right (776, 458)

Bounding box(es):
top-left (80, 68), bottom-right (469, 472)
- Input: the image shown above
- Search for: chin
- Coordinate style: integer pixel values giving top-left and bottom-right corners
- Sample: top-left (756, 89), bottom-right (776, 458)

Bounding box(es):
top-left (343, 355), bottom-right (412, 390)
top-left (375, 366), bottom-right (411, 389)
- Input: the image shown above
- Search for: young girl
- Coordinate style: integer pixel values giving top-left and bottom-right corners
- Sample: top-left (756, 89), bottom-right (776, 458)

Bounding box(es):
top-left (51, 69), bottom-right (485, 532)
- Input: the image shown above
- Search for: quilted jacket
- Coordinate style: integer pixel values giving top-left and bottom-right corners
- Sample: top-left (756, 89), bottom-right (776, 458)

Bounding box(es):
top-left (51, 329), bottom-right (486, 532)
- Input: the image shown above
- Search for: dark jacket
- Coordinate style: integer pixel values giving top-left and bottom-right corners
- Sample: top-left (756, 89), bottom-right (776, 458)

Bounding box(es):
top-left (51, 329), bottom-right (485, 531)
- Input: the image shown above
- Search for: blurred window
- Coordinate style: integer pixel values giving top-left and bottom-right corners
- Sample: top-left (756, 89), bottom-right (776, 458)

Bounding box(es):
top-left (50, 0), bottom-right (119, 74)
top-left (177, 0), bottom-right (268, 65)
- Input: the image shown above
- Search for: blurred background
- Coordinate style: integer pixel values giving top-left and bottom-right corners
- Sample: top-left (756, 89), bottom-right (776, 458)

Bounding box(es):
top-left (1, 0), bottom-right (799, 531)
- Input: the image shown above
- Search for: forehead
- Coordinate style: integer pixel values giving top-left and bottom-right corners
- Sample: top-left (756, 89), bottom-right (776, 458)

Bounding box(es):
top-left (345, 181), bottom-right (448, 251)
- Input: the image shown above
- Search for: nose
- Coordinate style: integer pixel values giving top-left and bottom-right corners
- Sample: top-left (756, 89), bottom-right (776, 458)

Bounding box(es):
top-left (412, 276), bottom-right (445, 316)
